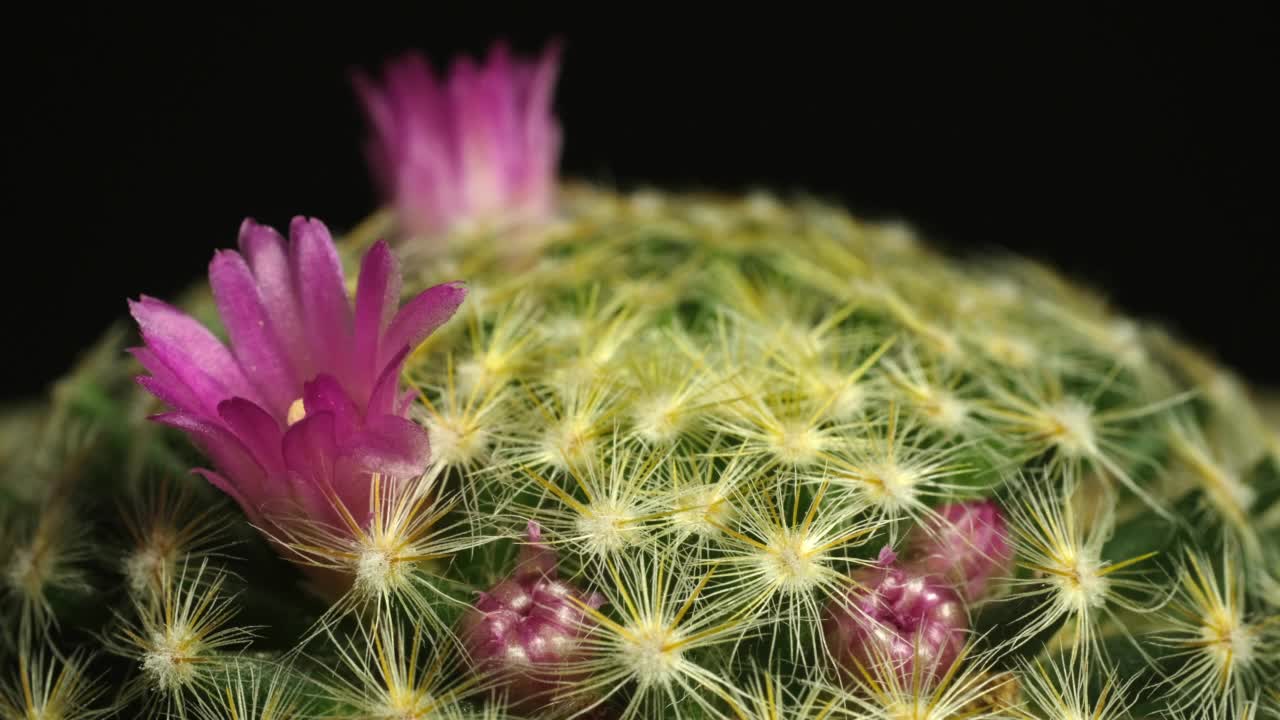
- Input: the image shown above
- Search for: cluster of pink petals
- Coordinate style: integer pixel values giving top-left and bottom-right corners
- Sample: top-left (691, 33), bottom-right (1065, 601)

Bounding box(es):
top-left (130, 217), bottom-right (465, 537)
top-left (825, 547), bottom-right (968, 685)
top-left (459, 522), bottom-right (603, 711)
top-left (354, 41), bottom-right (562, 238)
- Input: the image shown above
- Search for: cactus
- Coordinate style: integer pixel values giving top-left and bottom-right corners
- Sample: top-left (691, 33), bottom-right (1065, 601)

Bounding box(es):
top-left (3, 40), bottom-right (1280, 720)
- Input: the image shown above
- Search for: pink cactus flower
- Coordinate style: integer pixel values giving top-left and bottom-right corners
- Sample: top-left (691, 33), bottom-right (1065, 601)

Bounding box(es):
top-left (129, 217), bottom-right (465, 558)
top-left (355, 41), bottom-right (562, 240)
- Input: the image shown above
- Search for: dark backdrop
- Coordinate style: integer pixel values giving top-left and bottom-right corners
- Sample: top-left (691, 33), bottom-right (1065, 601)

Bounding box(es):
top-left (8, 7), bottom-right (1278, 401)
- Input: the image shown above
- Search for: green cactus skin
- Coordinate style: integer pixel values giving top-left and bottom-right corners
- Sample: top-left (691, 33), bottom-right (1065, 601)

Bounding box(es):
top-left (3, 183), bottom-right (1279, 719)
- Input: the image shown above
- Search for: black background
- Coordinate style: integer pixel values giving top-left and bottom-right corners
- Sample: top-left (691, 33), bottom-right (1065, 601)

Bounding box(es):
top-left (8, 7), bottom-right (1278, 401)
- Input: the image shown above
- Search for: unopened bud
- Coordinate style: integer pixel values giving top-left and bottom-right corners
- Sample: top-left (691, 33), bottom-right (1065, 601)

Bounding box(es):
top-left (824, 547), bottom-right (967, 685)
top-left (904, 500), bottom-right (1013, 601)
top-left (459, 522), bottom-right (602, 711)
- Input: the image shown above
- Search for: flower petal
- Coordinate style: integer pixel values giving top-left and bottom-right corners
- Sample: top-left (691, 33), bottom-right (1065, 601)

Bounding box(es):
top-left (280, 410), bottom-right (359, 524)
top-left (289, 217), bottom-right (353, 388)
top-left (450, 54), bottom-right (508, 214)
top-left (350, 413), bottom-right (430, 478)
top-left (152, 411), bottom-right (270, 509)
top-left (380, 281), bottom-right (466, 370)
top-left (352, 240), bottom-right (402, 400)
top-left (130, 296), bottom-right (258, 412)
top-left (238, 219), bottom-right (311, 380)
top-left (216, 397), bottom-right (286, 477)
top-left (368, 345), bottom-right (411, 418)
top-left (131, 347), bottom-right (205, 416)
top-left (282, 410), bottom-right (336, 487)
top-left (210, 249), bottom-right (299, 417)
top-left (301, 374), bottom-right (362, 443)
top-left (518, 41), bottom-right (562, 209)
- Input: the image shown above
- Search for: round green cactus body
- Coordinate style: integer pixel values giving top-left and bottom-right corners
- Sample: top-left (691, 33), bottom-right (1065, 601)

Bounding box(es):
top-left (3, 183), bottom-right (1279, 719)
top-left (380, 183), bottom-right (1280, 718)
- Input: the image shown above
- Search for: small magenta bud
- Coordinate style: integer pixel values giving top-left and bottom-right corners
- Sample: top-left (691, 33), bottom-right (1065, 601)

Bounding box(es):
top-left (903, 499), bottom-right (1013, 601)
top-left (459, 521), bottom-right (603, 712)
top-left (824, 547), bottom-right (967, 685)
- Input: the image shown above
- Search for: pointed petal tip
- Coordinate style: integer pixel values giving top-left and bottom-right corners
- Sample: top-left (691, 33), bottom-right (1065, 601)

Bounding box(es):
top-left (237, 216), bottom-right (264, 236)
top-left (358, 238), bottom-right (397, 275)
top-left (438, 280), bottom-right (470, 305)
top-left (289, 215), bottom-right (333, 241)
top-left (237, 216), bottom-right (288, 256)
top-left (128, 296), bottom-right (202, 342)
top-left (127, 294), bottom-right (168, 318)
top-left (208, 247), bottom-right (244, 272)
top-left (443, 280), bottom-right (469, 305)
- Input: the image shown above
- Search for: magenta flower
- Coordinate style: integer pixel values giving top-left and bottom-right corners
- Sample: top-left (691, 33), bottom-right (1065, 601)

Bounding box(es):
top-left (903, 500), bottom-right (1013, 601)
top-left (129, 217), bottom-right (465, 541)
top-left (459, 522), bottom-right (602, 711)
top-left (354, 41), bottom-right (562, 239)
top-left (824, 547), bottom-right (967, 686)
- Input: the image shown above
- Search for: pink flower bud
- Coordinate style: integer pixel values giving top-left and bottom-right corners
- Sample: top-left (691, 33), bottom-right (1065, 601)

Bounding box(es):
top-left (904, 500), bottom-right (1013, 601)
top-left (459, 522), bottom-right (602, 711)
top-left (824, 547), bottom-right (967, 685)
